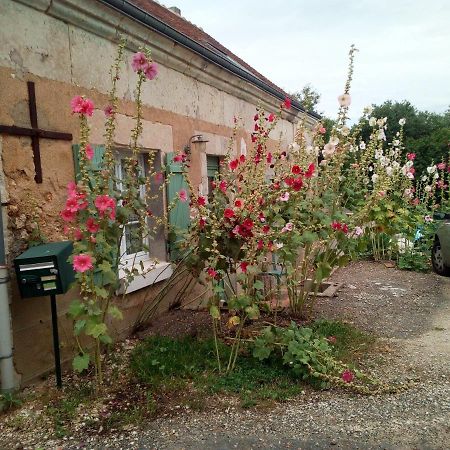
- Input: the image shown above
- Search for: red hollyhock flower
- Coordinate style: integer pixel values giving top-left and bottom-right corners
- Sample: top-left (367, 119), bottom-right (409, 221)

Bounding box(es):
top-left (331, 221), bottom-right (342, 231)
top-left (291, 165), bottom-right (302, 175)
top-left (257, 240), bottom-right (264, 250)
top-left (266, 152), bottom-right (273, 164)
top-left (219, 180), bottom-right (227, 193)
top-left (207, 267), bottom-right (218, 279)
top-left (292, 178), bottom-right (303, 191)
top-left (239, 154), bottom-right (246, 163)
top-left (305, 163), bottom-right (315, 178)
top-left (229, 159), bottom-right (239, 171)
top-left (268, 113), bottom-right (275, 122)
top-left (258, 197), bottom-right (265, 206)
top-left (285, 177), bottom-right (294, 186)
top-left (242, 218), bottom-right (254, 229)
top-left (262, 225), bottom-right (270, 234)
top-left (282, 97), bottom-right (292, 109)
top-left (224, 208), bottom-right (235, 219)
top-left (272, 182), bottom-right (280, 190)
top-left (251, 134), bottom-right (257, 143)
top-left (407, 153), bottom-right (416, 161)
top-left (240, 261), bottom-right (249, 273)
top-left (341, 369), bottom-right (354, 383)
top-left (197, 196), bottom-right (206, 206)
top-left (199, 217), bottom-right (206, 229)
top-left (234, 199), bottom-right (243, 208)
top-left (254, 124), bottom-right (259, 132)
top-left (342, 224), bottom-right (349, 233)
top-left (258, 212), bottom-right (265, 222)
top-left (253, 113), bottom-right (259, 121)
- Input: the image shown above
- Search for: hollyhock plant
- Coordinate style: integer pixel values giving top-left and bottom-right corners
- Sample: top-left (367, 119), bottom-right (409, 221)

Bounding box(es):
top-left (73, 254), bottom-right (94, 273)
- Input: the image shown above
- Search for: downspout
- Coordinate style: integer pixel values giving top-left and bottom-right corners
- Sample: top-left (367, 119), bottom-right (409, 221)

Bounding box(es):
top-left (0, 189), bottom-right (15, 392)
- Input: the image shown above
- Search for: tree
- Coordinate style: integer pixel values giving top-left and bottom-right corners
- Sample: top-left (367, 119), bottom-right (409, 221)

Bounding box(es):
top-left (291, 84), bottom-right (321, 114)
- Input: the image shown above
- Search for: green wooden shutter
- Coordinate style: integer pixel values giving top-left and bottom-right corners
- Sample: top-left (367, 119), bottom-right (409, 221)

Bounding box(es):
top-left (207, 155), bottom-right (220, 177)
top-left (72, 144), bottom-right (106, 184)
top-left (166, 152), bottom-right (190, 261)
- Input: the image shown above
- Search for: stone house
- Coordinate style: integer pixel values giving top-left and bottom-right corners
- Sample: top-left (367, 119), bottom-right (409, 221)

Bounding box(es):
top-left (0, 0), bottom-right (319, 386)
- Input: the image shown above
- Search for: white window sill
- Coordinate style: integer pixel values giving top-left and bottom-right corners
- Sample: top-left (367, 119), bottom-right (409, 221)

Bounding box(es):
top-left (118, 261), bottom-right (173, 294)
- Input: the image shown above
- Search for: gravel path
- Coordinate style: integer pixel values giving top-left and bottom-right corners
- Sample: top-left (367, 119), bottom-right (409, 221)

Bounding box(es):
top-left (2, 262), bottom-right (450, 449)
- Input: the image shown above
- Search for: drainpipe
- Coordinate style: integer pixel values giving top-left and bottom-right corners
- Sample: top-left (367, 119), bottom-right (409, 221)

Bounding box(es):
top-left (0, 189), bottom-right (15, 392)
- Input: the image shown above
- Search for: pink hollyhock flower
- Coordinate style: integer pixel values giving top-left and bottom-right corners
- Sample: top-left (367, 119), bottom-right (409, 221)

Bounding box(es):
top-left (327, 336), bottom-right (337, 344)
top-left (199, 217), bottom-right (206, 229)
top-left (240, 261), bottom-right (249, 273)
top-left (353, 226), bottom-right (363, 237)
top-left (319, 126), bottom-right (326, 134)
top-left (229, 159), bottom-right (239, 171)
top-left (284, 222), bottom-right (293, 231)
top-left (78, 98), bottom-right (94, 116)
top-left (279, 192), bottom-right (290, 202)
top-left (268, 113), bottom-right (275, 122)
top-left (85, 144), bottom-right (94, 161)
top-left (292, 165), bottom-right (302, 175)
top-left (407, 153), bottom-right (416, 161)
top-left (67, 181), bottom-right (77, 195)
top-left (94, 194), bottom-right (115, 213)
top-left (234, 199), bottom-right (243, 208)
top-left (70, 96), bottom-right (84, 114)
top-left (337, 93), bottom-right (351, 107)
top-left (341, 369), bottom-right (354, 383)
top-left (424, 215), bottom-right (433, 223)
top-left (219, 180), bottom-right (227, 193)
top-left (282, 97), bottom-right (291, 109)
top-left (154, 172), bottom-right (164, 183)
top-left (178, 189), bottom-right (188, 202)
top-left (224, 208), bottom-right (235, 219)
top-left (66, 197), bottom-right (80, 213)
top-left (61, 209), bottom-right (76, 222)
top-left (258, 212), bottom-right (265, 223)
top-left (73, 254), bottom-right (93, 273)
top-left (73, 229), bottom-right (83, 241)
top-left (197, 196), bottom-right (206, 206)
top-left (131, 52), bottom-right (148, 72)
top-left (86, 217), bottom-right (99, 233)
top-left (206, 267), bottom-right (217, 279)
top-left (173, 153), bottom-right (186, 163)
top-left (144, 62), bottom-right (158, 80)
top-left (437, 162), bottom-right (446, 170)
top-left (412, 198), bottom-right (420, 206)
top-left (104, 105), bottom-right (114, 117)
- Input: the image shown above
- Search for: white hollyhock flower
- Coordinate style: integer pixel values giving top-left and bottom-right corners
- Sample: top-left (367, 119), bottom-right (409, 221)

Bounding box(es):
top-left (371, 174), bottom-right (379, 183)
top-left (425, 185), bottom-right (432, 192)
top-left (289, 142), bottom-right (300, 151)
top-left (427, 165), bottom-right (436, 174)
top-left (406, 160), bottom-right (414, 168)
top-left (433, 172), bottom-right (439, 179)
top-left (399, 118), bottom-right (406, 126)
top-left (378, 129), bottom-right (386, 141)
top-left (404, 188), bottom-right (412, 197)
top-left (329, 136), bottom-right (340, 146)
top-left (392, 161), bottom-right (400, 170)
top-left (323, 143), bottom-right (336, 158)
top-left (364, 106), bottom-right (373, 115)
top-left (422, 175), bottom-right (428, 182)
top-left (305, 145), bottom-right (314, 155)
top-left (341, 126), bottom-right (350, 136)
top-left (407, 172), bottom-right (414, 179)
top-left (377, 118), bottom-right (387, 127)
top-left (359, 141), bottom-right (366, 150)
top-left (369, 117), bottom-right (377, 127)
top-left (393, 139), bottom-right (400, 146)
top-left (338, 93), bottom-right (351, 107)
top-left (386, 166), bottom-right (393, 176)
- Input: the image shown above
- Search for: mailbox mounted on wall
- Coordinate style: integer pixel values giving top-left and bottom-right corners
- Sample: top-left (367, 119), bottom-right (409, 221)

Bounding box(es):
top-left (14, 241), bottom-right (75, 298)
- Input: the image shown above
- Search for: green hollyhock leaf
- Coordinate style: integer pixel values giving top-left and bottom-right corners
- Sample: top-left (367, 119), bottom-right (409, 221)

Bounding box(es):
top-left (74, 319), bottom-right (86, 336)
top-left (86, 322), bottom-right (107, 338)
top-left (68, 300), bottom-right (85, 318)
top-left (209, 305), bottom-right (220, 319)
top-left (73, 353), bottom-right (90, 373)
top-left (108, 305), bottom-right (123, 320)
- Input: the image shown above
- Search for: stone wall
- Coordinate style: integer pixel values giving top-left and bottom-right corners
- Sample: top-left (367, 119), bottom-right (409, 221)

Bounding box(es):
top-left (0, 0), bottom-right (314, 384)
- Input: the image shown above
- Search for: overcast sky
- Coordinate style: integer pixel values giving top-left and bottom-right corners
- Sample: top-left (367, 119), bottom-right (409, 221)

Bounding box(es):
top-left (177, 0), bottom-right (450, 121)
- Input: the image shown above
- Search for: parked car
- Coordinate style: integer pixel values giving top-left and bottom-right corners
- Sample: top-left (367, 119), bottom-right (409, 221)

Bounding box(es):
top-left (432, 212), bottom-right (450, 276)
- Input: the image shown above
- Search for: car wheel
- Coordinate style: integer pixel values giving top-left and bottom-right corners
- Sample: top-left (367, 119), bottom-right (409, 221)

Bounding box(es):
top-left (432, 239), bottom-right (450, 276)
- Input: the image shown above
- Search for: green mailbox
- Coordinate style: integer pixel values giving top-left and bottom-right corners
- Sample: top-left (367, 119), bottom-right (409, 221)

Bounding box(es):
top-left (14, 241), bottom-right (75, 298)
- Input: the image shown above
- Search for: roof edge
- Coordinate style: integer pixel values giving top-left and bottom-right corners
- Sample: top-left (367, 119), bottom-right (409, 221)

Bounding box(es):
top-left (98, 0), bottom-right (321, 120)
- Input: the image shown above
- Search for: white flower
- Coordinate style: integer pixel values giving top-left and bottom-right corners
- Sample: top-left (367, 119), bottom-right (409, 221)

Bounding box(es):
top-left (424, 215), bottom-right (433, 223)
top-left (404, 188), bottom-right (412, 198)
top-left (369, 117), bottom-right (377, 127)
top-left (377, 117), bottom-right (387, 127)
top-left (359, 141), bottom-right (366, 150)
top-left (279, 192), bottom-right (290, 202)
top-left (275, 242), bottom-right (284, 249)
top-left (393, 139), bottom-right (400, 146)
top-left (353, 226), bottom-right (364, 237)
top-left (421, 175), bottom-right (428, 182)
top-left (433, 172), bottom-right (439, 179)
top-left (305, 145), bottom-right (314, 155)
top-left (378, 129), bottom-right (386, 141)
top-left (329, 136), bottom-right (340, 146)
top-left (406, 160), bottom-right (414, 168)
top-left (425, 185), bottom-right (432, 192)
top-left (386, 166), bottom-right (393, 176)
top-left (371, 174), bottom-right (379, 183)
top-left (368, 166), bottom-right (373, 172)
top-left (341, 126), bottom-right (350, 136)
top-left (289, 142), bottom-right (300, 151)
top-left (407, 172), bottom-right (414, 179)
top-left (399, 118), bottom-right (406, 126)
top-left (427, 165), bottom-right (436, 174)
top-left (392, 161), bottom-right (400, 170)
top-left (364, 106), bottom-right (374, 115)
top-left (323, 143), bottom-right (336, 158)
top-left (338, 93), bottom-right (351, 107)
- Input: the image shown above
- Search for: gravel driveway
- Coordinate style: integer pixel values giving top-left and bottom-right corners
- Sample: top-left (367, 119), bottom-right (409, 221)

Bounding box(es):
top-left (59, 262), bottom-right (450, 450)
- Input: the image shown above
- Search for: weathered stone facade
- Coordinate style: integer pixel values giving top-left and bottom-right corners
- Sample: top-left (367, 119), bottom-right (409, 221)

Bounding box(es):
top-left (0, 0), bottom-right (317, 385)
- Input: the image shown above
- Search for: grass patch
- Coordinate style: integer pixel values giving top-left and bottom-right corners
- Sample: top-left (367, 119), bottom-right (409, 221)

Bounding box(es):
top-left (311, 319), bottom-right (375, 362)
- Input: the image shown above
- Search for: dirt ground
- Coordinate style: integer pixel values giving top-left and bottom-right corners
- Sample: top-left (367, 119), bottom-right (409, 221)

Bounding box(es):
top-left (2, 261), bottom-right (450, 449)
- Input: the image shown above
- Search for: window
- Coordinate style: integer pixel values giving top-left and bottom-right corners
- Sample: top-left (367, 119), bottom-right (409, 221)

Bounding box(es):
top-left (114, 149), bottom-right (172, 293)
